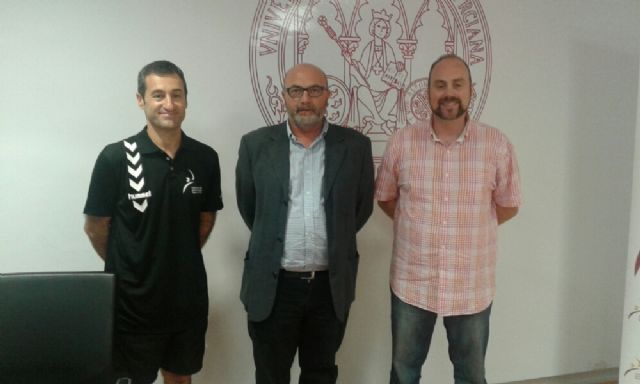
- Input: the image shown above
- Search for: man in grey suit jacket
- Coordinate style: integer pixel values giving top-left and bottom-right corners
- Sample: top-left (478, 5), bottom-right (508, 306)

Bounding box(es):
top-left (236, 63), bottom-right (374, 384)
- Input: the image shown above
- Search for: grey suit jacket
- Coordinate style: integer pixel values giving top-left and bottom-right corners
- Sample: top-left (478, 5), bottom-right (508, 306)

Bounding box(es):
top-left (235, 122), bottom-right (374, 322)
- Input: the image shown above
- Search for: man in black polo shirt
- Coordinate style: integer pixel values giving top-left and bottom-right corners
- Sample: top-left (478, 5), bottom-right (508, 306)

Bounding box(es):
top-left (83, 60), bottom-right (223, 384)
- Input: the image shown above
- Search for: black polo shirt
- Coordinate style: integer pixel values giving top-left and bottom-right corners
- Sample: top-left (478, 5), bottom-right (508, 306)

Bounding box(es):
top-left (84, 128), bottom-right (223, 333)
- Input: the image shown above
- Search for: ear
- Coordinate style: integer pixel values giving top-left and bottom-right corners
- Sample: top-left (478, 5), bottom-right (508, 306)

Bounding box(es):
top-left (136, 93), bottom-right (144, 109)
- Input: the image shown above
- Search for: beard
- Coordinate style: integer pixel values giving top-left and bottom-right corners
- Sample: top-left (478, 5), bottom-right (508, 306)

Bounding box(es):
top-left (432, 96), bottom-right (467, 120)
top-left (291, 107), bottom-right (325, 131)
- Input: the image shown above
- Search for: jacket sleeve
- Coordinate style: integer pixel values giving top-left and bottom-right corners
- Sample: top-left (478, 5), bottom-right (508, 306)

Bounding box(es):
top-left (355, 136), bottom-right (375, 232)
top-left (235, 135), bottom-right (256, 230)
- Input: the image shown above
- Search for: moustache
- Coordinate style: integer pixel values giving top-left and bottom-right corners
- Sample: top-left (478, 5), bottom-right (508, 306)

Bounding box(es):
top-left (439, 96), bottom-right (462, 105)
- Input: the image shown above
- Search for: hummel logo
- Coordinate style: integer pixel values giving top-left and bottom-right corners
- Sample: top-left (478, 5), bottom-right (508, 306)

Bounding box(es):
top-left (128, 165), bottom-right (142, 178)
top-left (126, 152), bottom-right (141, 165)
top-left (124, 139), bottom-right (148, 213)
top-left (129, 178), bottom-right (145, 192)
top-left (132, 199), bottom-right (148, 213)
top-left (123, 140), bottom-right (137, 152)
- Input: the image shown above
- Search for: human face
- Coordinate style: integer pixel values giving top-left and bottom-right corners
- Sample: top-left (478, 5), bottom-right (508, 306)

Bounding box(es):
top-left (373, 20), bottom-right (389, 39)
top-left (283, 64), bottom-right (329, 132)
top-left (136, 74), bottom-right (187, 131)
top-left (428, 58), bottom-right (471, 122)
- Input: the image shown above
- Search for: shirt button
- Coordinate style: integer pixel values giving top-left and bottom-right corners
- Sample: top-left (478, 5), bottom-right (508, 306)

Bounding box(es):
top-left (443, 196), bottom-right (449, 202)
top-left (442, 220), bottom-right (447, 225)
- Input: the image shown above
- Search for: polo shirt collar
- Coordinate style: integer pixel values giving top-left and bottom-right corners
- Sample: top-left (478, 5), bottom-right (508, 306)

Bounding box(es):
top-left (135, 126), bottom-right (195, 154)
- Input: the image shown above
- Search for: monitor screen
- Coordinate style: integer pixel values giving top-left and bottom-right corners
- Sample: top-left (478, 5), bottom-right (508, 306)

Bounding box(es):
top-left (0, 272), bottom-right (114, 384)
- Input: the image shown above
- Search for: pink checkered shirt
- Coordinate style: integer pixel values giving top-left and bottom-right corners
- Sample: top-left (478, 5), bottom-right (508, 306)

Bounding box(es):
top-left (375, 119), bottom-right (521, 316)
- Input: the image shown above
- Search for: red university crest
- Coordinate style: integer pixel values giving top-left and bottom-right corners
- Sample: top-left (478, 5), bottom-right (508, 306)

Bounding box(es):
top-left (250, 0), bottom-right (492, 162)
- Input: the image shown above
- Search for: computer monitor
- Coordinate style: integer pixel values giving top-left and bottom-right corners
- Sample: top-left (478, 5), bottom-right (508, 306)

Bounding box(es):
top-left (0, 272), bottom-right (114, 384)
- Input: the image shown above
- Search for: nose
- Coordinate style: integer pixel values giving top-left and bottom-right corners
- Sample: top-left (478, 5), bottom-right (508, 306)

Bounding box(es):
top-left (162, 96), bottom-right (175, 109)
top-left (442, 85), bottom-right (456, 97)
top-left (299, 89), bottom-right (312, 102)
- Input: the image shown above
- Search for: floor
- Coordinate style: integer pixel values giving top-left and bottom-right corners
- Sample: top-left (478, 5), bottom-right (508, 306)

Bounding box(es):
top-left (499, 368), bottom-right (618, 384)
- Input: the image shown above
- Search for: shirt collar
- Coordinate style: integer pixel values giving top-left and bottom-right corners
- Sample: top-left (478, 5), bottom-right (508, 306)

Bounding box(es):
top-left (286, 119), bottom-right (329, 147)
top-left (135, 126), bottom-right (194, 154)
top-left (429, 117), bottom-right (471, 144)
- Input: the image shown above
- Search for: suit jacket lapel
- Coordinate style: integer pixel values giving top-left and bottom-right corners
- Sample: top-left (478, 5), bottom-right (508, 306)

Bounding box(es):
top-left (324, 124), bottom-right (346, 199)
top-left (267, 122), bottom-right (290, 196)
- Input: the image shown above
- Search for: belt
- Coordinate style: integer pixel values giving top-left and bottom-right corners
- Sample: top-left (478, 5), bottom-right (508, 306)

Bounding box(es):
top-left (279, 269), bottom-right (328, 281)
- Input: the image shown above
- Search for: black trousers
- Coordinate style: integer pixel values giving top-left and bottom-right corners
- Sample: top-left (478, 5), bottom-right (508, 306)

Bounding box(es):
top-left (248, 271), bottom-right (347, 384)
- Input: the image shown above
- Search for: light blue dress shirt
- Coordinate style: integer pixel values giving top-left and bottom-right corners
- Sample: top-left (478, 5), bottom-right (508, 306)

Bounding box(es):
top-left (281, 121), bottom-right (329, 271)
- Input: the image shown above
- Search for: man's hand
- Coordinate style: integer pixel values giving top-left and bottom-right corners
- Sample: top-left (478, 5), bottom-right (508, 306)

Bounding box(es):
top-left (378, 200), bottom-right (397, 219)
top-left (496, 205), bottom-right (518, 225)
top-left (84, 215), bottom-right (111, 261)
top-left (199, 212), bottom-right (217, 248)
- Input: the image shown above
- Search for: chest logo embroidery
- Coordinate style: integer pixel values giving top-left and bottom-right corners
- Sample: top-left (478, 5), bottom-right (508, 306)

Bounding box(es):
top-left (183, 169), bottom-right (203, 194)
top-left (124, 140), bottom-right (152, 212)
top-left (183, 169), bottom-right (195, 193)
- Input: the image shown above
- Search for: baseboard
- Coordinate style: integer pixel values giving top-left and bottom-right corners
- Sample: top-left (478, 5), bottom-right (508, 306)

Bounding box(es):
top-left (497, 368), bottom-right (618, 384)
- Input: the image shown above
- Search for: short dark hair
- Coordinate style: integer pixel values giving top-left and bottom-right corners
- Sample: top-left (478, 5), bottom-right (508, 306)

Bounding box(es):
top-left (428, 53), bottom-right (472, 86)
top-left (137, 60), bottom-right (187, 97)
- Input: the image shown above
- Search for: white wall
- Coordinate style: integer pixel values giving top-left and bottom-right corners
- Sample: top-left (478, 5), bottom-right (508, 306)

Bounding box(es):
top-left (618, 24), bottom-right (640, 384)
top-left (0, 1), bottom-right (638, 383)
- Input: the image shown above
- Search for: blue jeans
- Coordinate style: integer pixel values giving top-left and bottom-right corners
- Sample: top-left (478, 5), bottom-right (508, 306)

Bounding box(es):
top-left (390, 292), bottom-right (491, 384)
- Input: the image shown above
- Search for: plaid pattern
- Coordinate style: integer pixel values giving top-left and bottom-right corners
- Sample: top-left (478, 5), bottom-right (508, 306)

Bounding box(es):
top-left (375, 119), bottom-right (521, 315)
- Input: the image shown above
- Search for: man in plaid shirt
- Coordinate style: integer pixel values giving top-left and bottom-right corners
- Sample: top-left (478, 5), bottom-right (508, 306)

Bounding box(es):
top-left (375, 54), bottom-right (521, 384)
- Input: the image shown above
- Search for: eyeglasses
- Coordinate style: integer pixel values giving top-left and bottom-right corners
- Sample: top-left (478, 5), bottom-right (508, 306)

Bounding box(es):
top-left (285, 86), bottom-right (327, 99)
